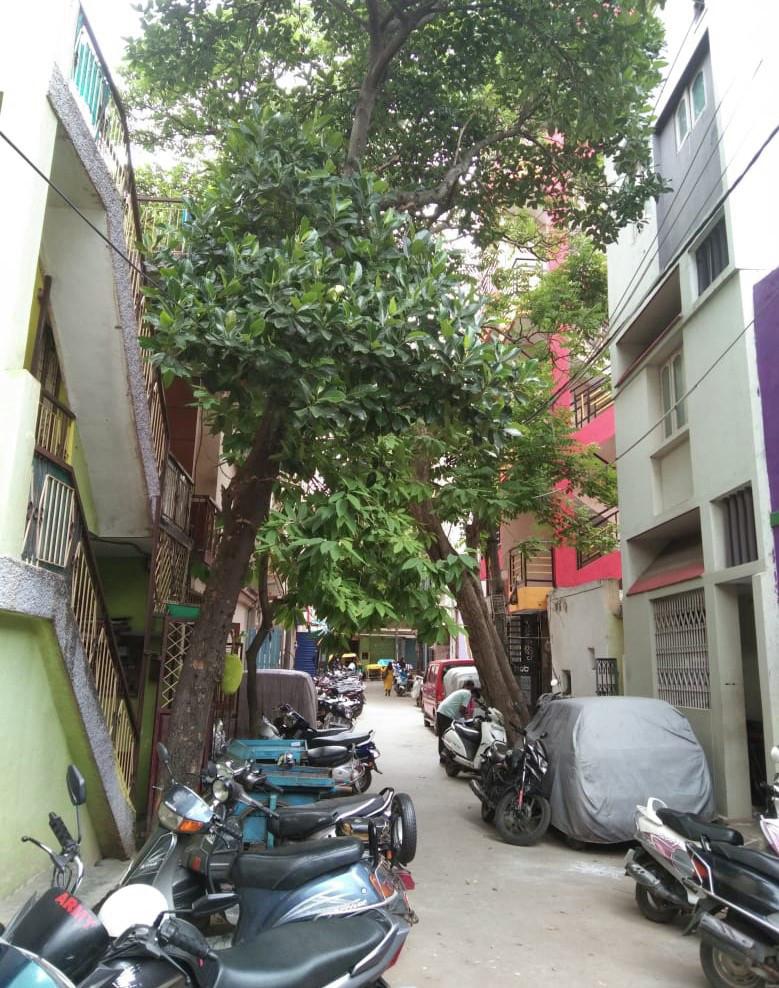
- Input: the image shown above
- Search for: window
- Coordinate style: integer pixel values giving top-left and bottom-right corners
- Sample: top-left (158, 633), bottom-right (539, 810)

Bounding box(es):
top-left (690, 69), bottom-right (706, 121)
top-left (653, 589), bottom-right (710, 709)
top-left (695, 218), bottom-right (729, 294)
top-left (674, 95), bottom-right (690, 148)
top-left (673, 64), bottom-right (707, 149)
top-left (660, 351), bottom-right (686, 438)
top-left (720, 486), bottom-right (758, 567)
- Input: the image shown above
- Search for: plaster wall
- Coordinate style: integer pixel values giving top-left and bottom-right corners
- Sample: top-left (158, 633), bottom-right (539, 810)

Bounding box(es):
top-left (547, 581), bottom-right (623, 698)
top-left (0, 612), bottom-right (104, 896)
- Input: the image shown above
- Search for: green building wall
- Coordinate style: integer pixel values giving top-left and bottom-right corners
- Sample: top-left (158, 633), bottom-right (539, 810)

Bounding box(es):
top-left (0, 613), bottom-right (104, 896)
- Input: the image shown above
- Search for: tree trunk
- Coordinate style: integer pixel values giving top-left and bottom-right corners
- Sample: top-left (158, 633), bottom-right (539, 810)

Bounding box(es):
top-left (166, 413), bottom-right (282, 785)
top-left (409, 496), bottom-right (531, 736)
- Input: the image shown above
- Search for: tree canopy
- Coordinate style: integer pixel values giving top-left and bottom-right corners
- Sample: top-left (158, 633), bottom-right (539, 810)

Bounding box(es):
top-left (126, 0), bottom-right (666, 247)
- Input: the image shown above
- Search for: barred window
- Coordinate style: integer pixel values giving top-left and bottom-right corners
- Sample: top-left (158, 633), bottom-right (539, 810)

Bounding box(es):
top-left (653, 588), bottom-right (710, 709)
top-left (720, 486), bottom-right (758, 567)
top-left (695, 218), bottom-right (729, 294)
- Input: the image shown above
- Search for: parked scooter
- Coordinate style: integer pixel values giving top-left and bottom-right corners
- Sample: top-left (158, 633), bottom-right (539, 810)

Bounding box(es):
top-left (440, 706), bottom-right (506, 777)
top-left (123, 744), bottom-right (416, 939)
top-left (80, 906), bottom-right (410, 988)
top-left (469, 728), bottom-right (551, 846)
top-left (686, 836), bottom-right (779, 988)
top-left (625, 797), bottom-right (746, 924)
top-left (393, 665), bottom-right (410, 697)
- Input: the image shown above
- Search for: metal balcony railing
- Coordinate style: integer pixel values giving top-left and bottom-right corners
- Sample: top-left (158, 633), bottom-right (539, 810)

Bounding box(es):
top-left (69, 9), bottom-right (167, 477)
top-left (572, 375), bottom-right (614, 429)
top-left (161, 454), bottom-right (194, 534)
top-left (509, 542), bottom-right (554, 588)
top-left (576, 507), bottom-right (620, 569)
top-left (139, 197), bottom-right (189, 252)
top-left (190, 495), bottom-right (219, 565)
top-left (35, 391), bottom-right (74, 463)
top-left (23, 453), bottom-right (139, 797)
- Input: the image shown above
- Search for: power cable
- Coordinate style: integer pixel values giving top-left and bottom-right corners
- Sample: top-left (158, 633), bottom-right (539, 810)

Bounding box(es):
top-left (526, 106), bottom-right (776, 427)
top-left (532, 55), bottom-right (765, 419)
top-left (0, 127), bottom-right (162, 291)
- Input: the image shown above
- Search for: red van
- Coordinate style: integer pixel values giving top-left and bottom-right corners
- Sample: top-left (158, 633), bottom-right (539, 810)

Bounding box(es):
top-left (421, 659), bottom-right (478, 729)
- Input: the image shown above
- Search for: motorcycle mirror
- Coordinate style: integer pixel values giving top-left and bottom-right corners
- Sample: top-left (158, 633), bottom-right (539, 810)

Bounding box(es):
top-left (771, 745), bottom-right (779, 765)
top-left (190, 892), bottom-right (239, 917)
top-left (66, 765), bottom-right (87, 807)
top-left (157, 742), bottom-right (172, 768)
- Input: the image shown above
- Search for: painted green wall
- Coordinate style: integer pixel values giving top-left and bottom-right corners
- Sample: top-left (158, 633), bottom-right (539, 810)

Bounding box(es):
top-left (98, 556), bottom-right (149, 634)
top-left (0, 612), bottom-right (108, 897)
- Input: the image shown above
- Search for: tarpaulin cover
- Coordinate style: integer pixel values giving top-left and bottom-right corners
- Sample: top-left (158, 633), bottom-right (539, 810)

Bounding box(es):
top-left (528, 696), bottom-right (714, 844)
top-left (442, 666), bottom-right (480, 696)
top-left (236, 669), bottom-right (317, 734)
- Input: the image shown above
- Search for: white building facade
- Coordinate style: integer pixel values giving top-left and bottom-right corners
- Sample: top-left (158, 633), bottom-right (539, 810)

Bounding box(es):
top-left (607, 0), bottom-right (779, 817)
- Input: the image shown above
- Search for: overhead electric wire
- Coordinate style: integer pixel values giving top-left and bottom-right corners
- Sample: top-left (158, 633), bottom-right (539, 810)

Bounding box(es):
top-left (524, 66), bottom-right (771, 425)
top-left (0, 127), bottom-right (162, 291)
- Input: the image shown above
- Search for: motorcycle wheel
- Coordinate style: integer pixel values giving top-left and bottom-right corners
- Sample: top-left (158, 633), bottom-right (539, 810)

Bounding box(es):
top-left (634, 883), bottom-right (681, 924)
top-left (391, 793), bottom-right (418, 864)
top-left (481, 802), bottom-right (495, 823)
top-left (700, 940), bottom-right (763, 988)
top-left (353, 768), bottom-right (372, 793)
top-left (494, 791), bottom-right (551, 846)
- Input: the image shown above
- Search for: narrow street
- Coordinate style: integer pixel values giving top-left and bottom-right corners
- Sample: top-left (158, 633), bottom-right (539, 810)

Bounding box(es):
top-left (361, 682), bottom-right (706, 988)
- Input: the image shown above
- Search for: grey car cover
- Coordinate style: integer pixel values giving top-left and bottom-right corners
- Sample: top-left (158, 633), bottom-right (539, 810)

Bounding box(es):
top-left (528, 696), bottom-right (714, 843)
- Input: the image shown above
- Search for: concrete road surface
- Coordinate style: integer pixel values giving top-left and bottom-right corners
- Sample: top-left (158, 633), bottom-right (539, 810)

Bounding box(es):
top-left (362, 682), bottom-right (706, 988)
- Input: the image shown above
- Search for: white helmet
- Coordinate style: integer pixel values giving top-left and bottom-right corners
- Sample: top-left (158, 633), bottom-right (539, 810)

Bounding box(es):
top-left (98, 884), bottom-right (168, 937)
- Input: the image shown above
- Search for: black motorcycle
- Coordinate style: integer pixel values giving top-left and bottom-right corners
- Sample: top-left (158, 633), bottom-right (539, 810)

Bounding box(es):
top-left (687, 836), bottom-right (779, 988)
top-left (469, 728), bottom-right (551, 846)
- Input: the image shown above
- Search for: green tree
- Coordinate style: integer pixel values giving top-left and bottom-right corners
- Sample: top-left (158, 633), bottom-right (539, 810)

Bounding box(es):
top-left (128, 1), bottom-right (662, 769)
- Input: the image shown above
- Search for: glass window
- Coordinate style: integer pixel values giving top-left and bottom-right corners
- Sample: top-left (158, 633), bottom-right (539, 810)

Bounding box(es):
top-left (661, 364), bottom-right (673, 437)
top-left (675, 95), bottom-right (690, 147)
top-left (660, 351), bottom-right (686, 439)
top-left (695, 218), bottom-right (729, 294)
top-left (672, 353), bottom-right (686, 428)
top-left (691, 70), bottom-right (706, 120)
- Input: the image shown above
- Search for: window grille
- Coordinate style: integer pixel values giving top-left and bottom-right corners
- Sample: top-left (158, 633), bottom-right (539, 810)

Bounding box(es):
top-left (33, 474), bottom-right (76, 568)
top-left (509, 543), bottom-right (553, 587)
top-left (653, 589), bottom-right (710, 709)
top-left (595, 658), bottom-right (619, 696)
top-left (696, 218), bottom-right (728, 294)
top-left (721, 486), bottom-right (758, 567)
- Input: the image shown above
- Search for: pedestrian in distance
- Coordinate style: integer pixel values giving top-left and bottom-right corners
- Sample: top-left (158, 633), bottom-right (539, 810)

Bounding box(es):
top-left (383, 663), bottom-right (394, 697)
top-left (435, 681), bottom-right (480, 758)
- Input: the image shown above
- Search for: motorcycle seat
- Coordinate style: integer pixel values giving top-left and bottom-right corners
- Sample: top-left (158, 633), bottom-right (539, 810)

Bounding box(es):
top-left (656, 808), bottom-right (744, 846)
top-left (709, 842), bottom-right (779, 881)
top-left (232, 837), bottom-right (364, 890)
top-left (214, 914), bottom-right (389, 988)
top-left (307, 731), bottom-right (373, 748)
top-left (315, 792), bottom-right (389, 815)
top-left (267, 805), bottom-right (341, 838)
top-left (268, 795), bottom-right (387, 837)
top-left (306, 745), bottom-right (352, 767)
top-left (454, 722), bottom-right (481, 743)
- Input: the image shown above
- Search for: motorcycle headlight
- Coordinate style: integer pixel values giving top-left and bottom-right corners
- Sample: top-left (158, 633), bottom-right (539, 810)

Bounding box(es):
top-left (158, 802), bottom-right (186, 832)
top-left (212, 778), bottom-right (231, 803)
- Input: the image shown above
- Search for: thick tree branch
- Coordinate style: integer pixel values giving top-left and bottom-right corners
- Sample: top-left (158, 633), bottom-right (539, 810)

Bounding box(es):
top-left (384, 103), bottom-right (541, 212)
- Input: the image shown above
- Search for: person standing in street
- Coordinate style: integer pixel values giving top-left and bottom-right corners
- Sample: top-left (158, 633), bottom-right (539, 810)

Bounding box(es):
top-left (435, 681), bottom-right (480, 757)
top-left (383, 662), bottom-right (394, 696)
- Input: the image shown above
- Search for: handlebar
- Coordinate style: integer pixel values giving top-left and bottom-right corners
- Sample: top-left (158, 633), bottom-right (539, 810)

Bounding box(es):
top-left (49, 813), bottom-right (76, 852)
top-left (159, 917), bottom-right (216, 962)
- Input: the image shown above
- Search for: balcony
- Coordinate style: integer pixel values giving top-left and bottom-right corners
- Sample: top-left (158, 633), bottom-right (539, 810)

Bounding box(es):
top-left (69, 9), bottom-right (168, 477)
top-left (508, 542), bottom-right (554, 613)
top-left (22, 452), bottom-right (139, 797)
top-left (162, 454), bottom-right (194, 534)
top-left (572, 376), bottom-right (614, 429)
top-left (190, 495), bottom-right (219, 565)
top-left (35, 392), bottom-right (74, 464)
top-left (577, 507), bottom-right (620, 569)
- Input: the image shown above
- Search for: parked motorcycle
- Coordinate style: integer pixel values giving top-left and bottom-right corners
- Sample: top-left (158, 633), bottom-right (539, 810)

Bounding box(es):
top-left (393, 666), bottom-right (410, 697)
top-left (207, 756), bottom-right (417, 865)
top-left (80, 906), bottom-right (410, 988)
top-left (625, 797), bottom-right (745, 924)
top-left (469, 728), bottom-right (551, 846)
top-left (123, 744), bottom-right (416, 939)
top-left (440, 706), bottom-right (506, 777)
top-left (686, 835), bottom-right (779, 988)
